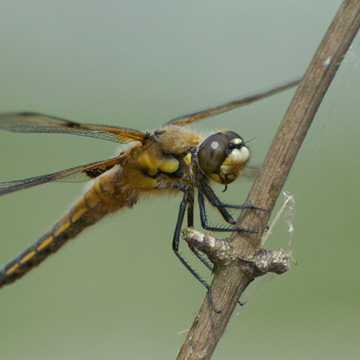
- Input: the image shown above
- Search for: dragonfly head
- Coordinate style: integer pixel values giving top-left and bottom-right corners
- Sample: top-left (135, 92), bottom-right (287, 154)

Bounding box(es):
top-left (196, 131), bottom-right (250, 185)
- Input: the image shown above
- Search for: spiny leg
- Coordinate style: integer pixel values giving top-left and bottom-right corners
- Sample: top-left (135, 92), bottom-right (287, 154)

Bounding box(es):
top-left (200, 178), bottom-right (266, 212)
top-left (198, 181), bottom-right (266, 308)
top-left (172, 192), bottom-right (220, 313)
top-left (185, 187), bottom-right (213, 271)
top-left (200, 179), bottom-right (237, 225)
top-left (198, 191), bottom-right (258, 233)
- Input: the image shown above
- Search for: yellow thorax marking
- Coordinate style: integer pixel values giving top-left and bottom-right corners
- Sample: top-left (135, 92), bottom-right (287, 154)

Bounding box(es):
top-left (137, 150), bottom-right (179, 175)
top-left (183, 153), bottom-right (192, 166)
top-left (159, 157), bottom-right (179, 173)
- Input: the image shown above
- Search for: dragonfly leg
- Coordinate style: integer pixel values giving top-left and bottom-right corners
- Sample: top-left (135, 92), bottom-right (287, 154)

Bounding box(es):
top-left (200, 178), bottom-right (267, 213)
top-left (185, 188), bottom-right (214, 271)
top-left (172, 193), bottom-right (220, 313)
top-left (198, 191), bottom-right (258, 233)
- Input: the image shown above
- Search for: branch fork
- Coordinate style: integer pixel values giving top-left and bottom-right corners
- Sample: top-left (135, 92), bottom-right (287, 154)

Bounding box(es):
top-left (182, 229), bottom-right (291, 279)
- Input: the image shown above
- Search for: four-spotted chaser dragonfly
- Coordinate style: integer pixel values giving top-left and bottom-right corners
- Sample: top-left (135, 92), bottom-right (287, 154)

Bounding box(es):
top-left (0, 80), bottom-right (299, 310)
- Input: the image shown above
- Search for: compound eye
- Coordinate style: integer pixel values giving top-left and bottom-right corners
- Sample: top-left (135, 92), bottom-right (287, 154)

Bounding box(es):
top-left (197, 133), bottom-right (229, 174)
top-left (197, 131), bottom-right (249, 184)
top-left (226, 131), bottom-right (244, 146)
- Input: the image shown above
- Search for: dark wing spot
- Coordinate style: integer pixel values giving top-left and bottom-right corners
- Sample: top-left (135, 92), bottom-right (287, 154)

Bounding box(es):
top-left (85, 164), bottom-right (114, 179)
top-left (65, 120), bottom-right (82, 128)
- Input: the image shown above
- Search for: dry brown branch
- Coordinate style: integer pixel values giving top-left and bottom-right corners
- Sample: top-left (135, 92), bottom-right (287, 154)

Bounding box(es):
top-left (177, 1), bottom-right (360, 359)
top-left (183, 229), bottom-right (291, 278)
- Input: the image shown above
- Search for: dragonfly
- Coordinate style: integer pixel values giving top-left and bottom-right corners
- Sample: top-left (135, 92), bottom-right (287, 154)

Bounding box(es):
top-left (0, 79), bottom-right (299, 311)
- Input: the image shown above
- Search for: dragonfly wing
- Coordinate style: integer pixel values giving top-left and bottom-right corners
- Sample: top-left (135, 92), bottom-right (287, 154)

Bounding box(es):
top-left (0, 112), bottom-right (148, 144)
top-left (0, 156), bottom-right (121, 196)
top-left (164, 79), bottom-right (300, 127)
top-left (241, 166), bottom-right (259, 179)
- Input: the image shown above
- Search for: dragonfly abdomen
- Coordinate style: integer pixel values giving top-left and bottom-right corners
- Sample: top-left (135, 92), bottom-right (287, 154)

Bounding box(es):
top-left (0, 172), bottom-right (134, 288)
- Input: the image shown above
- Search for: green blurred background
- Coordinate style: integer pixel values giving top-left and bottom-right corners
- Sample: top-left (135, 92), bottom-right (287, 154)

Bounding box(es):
top-left (0, 1), bottom-right (359, 359)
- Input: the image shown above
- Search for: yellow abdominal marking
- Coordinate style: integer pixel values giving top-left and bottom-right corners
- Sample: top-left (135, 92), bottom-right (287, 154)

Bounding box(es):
top-left (37, 236), bottom-right (54, 251)
top-left (84, 191), bottom-right (101, 209)
top-left (53, 221), bottom-right (70, 237)
top-left (5, 263), bottom-right (19, 275)
top-left (94, 180), bottom-right (107, 201)
top-left (19, 251), bottom-right (36, 264)
top-left (71, 206), bottom-right (88, 223)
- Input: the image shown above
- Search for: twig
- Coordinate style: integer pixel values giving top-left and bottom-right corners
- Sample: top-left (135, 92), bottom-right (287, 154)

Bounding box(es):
top-left (183, 229), bottom-right (291, 278)
top-left (176, 1), bottom-right (360, 359)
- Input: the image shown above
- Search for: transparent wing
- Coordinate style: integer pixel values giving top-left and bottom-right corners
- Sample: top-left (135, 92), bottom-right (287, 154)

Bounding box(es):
top-left (164, 78), bottom-right (301, 127)
top-left (241, 166), bottom-right (259, 179)
top-left (0, 156), bottom-right (122, 196)
top-left (0, 112), bottom-right (148, 144)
